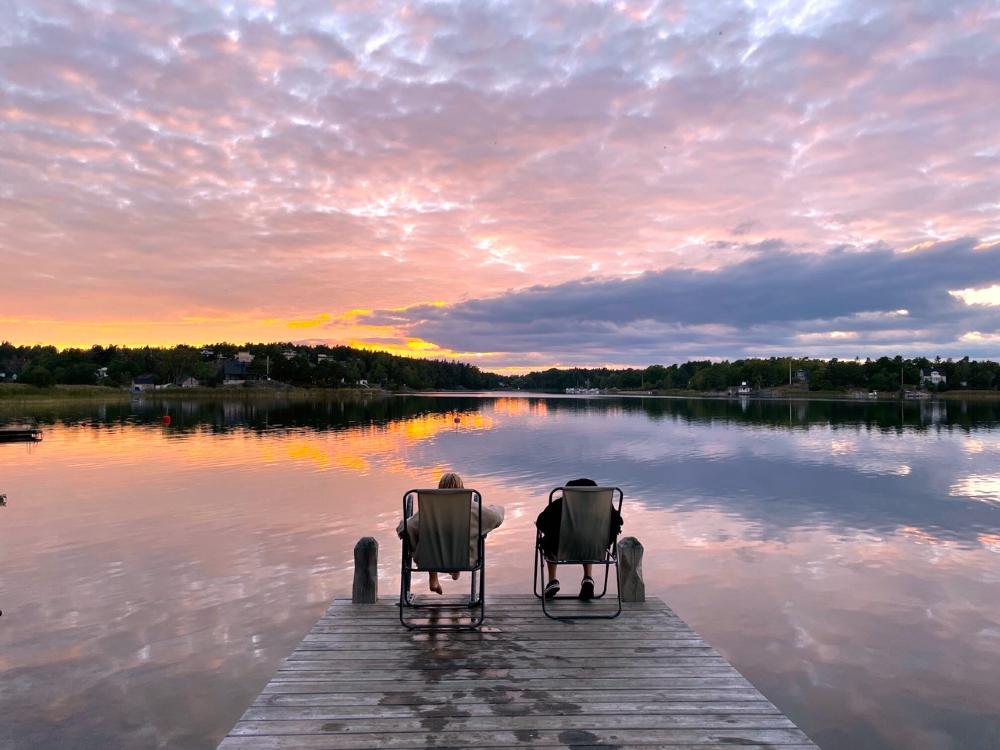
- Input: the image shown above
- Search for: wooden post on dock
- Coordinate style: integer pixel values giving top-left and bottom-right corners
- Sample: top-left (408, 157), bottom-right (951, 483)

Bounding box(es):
top-left (352, 536), bottom-right (378, 603)
top-left (618, 536), bottom-right (645, 602)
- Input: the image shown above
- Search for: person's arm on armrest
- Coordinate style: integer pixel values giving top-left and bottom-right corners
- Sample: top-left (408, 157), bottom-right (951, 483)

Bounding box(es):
top-left (535, 499), bottom-right (559, 538)
top-left (482, 504), bottom-right (505, 533)
top-left (608, 506), bottom-right (623, 547)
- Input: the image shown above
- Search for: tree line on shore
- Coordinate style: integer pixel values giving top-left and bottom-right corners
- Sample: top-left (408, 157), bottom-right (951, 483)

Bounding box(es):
top-left (510, 356), bottom-right (1000, 392)
top-left (1, 342), bottom-right (998, 392)
top-left (0, 342), bottom-right (498, 390)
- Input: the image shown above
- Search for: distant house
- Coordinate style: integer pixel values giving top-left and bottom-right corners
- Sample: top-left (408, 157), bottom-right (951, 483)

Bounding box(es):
top-left (177, 376), bottom-right (200, 388)
top-left (920, 369), bottom-right (947, 387)
top-left (96, 367), bottom-right (108, 380)
top-left (316, 353), bottom-right (332, 363)
top-left (235, 351), bottom-right (255, 364)
top-left (223, 360), bottom-right (248, 385)
top-left (726, 381), bottom-right (753, 396)
top-left (199, 348), bottom-right (216, 359)
top-left (282, 349), bottom-right (297, 360)
top-left (131, 373), bottom-right (157, 392)
top-left (795, 369), bottom-right (808, 384)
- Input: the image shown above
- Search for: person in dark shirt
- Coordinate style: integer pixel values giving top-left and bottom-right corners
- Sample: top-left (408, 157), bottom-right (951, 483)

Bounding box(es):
top-left (535, 478), bottom-right (623, 600)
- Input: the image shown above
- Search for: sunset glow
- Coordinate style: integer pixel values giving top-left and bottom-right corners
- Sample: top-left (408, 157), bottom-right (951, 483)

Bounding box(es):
top-left (2, 1), bottom-right (999, 366)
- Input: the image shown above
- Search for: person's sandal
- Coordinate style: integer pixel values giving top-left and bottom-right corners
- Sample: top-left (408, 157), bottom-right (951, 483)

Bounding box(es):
top-left (544, 579), bottom-right (560, 599)
top-left (579, 576), bottom-right (595, 601)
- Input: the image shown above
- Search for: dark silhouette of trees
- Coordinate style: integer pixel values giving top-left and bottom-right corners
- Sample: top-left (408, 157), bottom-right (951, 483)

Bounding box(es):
top-left (508, 356), bottom-right (999, 393)
top-left (0, 341), bottom-right (501, 390)
top-left (1, 341), bottom-right (998, 393)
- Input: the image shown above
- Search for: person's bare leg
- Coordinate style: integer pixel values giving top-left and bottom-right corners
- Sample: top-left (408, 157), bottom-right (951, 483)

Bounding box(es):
top-left (547, 561), bottom-right (558, 581)
top-left (583, 564), bottom-right (593, 578)
top-left (429, 571), bottom-right (443, 594)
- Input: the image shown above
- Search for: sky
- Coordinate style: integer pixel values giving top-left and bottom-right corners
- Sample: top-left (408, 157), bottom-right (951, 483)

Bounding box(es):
top-left (1, 0), bottom-right (998, 371)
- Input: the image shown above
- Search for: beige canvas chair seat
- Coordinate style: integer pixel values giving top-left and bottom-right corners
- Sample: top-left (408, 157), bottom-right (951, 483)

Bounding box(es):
top-left (534, 486), bottom-right (624, 620)
top-left (400, 488), bottom-right (486, 630)
top-left (556, 486), bottom-right (616, 561)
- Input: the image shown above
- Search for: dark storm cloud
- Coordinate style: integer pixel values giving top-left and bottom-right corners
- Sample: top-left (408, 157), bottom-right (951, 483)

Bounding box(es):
top-left (360, 239), bottom-right (1000, 364)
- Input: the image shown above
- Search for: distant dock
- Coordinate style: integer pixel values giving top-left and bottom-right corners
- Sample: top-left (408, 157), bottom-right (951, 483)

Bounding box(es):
top-left (0, 427), bottom-right (42, 442)
top-left (218, 594), bottom-right (818, 749)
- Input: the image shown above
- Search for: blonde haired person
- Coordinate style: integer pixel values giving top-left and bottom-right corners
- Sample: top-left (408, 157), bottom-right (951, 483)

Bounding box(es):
top-left (397, 472), bottom-right (505, 594)
top-left (438, 471), bottom-right (463, 489)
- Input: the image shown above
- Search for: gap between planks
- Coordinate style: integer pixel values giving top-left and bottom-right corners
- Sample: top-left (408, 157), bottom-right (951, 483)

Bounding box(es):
top-left (218, 596), bottom-right (817, 750)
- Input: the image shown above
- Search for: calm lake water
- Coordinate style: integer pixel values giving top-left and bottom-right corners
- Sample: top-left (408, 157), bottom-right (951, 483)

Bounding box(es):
top-left (1, 393), bottom-right (999, 749)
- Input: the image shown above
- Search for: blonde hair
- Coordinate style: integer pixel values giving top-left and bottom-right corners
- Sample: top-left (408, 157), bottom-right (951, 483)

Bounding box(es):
top-left (438, 472), bottom-right (464, 489)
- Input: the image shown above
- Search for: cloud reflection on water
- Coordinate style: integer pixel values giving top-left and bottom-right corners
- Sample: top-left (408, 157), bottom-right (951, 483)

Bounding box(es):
top-left (0, 394), bottom-right (999, 749)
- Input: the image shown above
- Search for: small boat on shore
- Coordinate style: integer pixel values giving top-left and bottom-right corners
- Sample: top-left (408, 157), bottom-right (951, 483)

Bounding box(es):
top-left (0, 428), bottom-right (43, 443)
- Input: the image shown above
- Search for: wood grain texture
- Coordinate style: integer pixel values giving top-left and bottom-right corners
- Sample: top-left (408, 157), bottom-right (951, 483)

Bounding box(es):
top-left (618, 536), bottom-right (646, 603)
top-left (217, 596), bottom-right (819, 749)
top-left (350, 537), bottom-right (378, 604)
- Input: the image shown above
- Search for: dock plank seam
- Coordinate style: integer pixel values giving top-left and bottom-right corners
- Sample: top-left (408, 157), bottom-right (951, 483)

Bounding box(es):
top-left (218, 596), bottom-right (818, 750)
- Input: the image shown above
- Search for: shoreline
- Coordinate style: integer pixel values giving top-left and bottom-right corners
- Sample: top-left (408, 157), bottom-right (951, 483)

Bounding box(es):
top-left (2, 383), bottom-right (999, 405)
top-left (0, 384), bottom-right (389, 405)
top-left (606, 388), bottom-right (1000, 402)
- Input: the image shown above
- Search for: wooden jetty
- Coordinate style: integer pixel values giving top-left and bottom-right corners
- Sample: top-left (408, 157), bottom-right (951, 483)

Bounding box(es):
top-left (218, 539), bottom-right (818, 749)
top-left (0, 427), bottom-right (42, 443)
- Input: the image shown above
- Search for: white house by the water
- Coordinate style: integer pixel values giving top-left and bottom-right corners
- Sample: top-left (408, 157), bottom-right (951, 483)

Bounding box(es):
top-left (920, 369), bottom-right (947, 386)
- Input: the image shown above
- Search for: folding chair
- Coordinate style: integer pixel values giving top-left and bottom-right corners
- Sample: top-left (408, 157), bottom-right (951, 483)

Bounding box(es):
top-left (533, 485), bottom-right (623, 620)
top-left (399, 488), bottom-right (486, 630)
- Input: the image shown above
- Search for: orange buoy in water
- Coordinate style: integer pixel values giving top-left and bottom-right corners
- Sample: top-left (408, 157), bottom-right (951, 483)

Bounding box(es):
top-left (162, 415), bottom-right (171, 425)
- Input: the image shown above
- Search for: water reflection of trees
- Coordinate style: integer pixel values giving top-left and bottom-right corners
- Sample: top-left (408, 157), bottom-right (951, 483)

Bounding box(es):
top-left (2, 394), bottom-right (999, 434)
top-left (0, 395), bottom-right (487, 434)
top-left (515, 395), bottom-right (1000, 432)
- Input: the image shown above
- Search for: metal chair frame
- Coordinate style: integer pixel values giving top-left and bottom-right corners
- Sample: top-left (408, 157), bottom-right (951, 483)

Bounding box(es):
top-left (399, 488), bottom-right (486, 630)
top-left (533, 486), bottom-right (624, 620)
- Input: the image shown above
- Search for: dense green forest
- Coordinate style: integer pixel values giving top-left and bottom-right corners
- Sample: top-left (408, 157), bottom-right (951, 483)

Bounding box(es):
top-left (1, 342), bottom-right (998, 393)
top-left (0, 342), bottom-right (500, 390)
top-left (508, 356), bottom-right (1000, 392)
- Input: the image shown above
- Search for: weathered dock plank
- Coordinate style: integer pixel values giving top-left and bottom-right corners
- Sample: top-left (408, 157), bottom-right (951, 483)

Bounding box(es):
top-left (218, 596), bottom-right (818, 749)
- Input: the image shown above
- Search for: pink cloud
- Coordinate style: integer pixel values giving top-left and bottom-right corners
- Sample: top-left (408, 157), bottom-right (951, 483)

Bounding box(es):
top-left (1, 0), bottom-right (997, 362)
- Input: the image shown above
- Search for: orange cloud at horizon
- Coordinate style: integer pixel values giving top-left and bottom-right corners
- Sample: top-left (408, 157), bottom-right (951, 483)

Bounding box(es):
top-left (0, 307), bottom-right (527, 370)
top-left (0, 311), bottom-right (640, 375)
